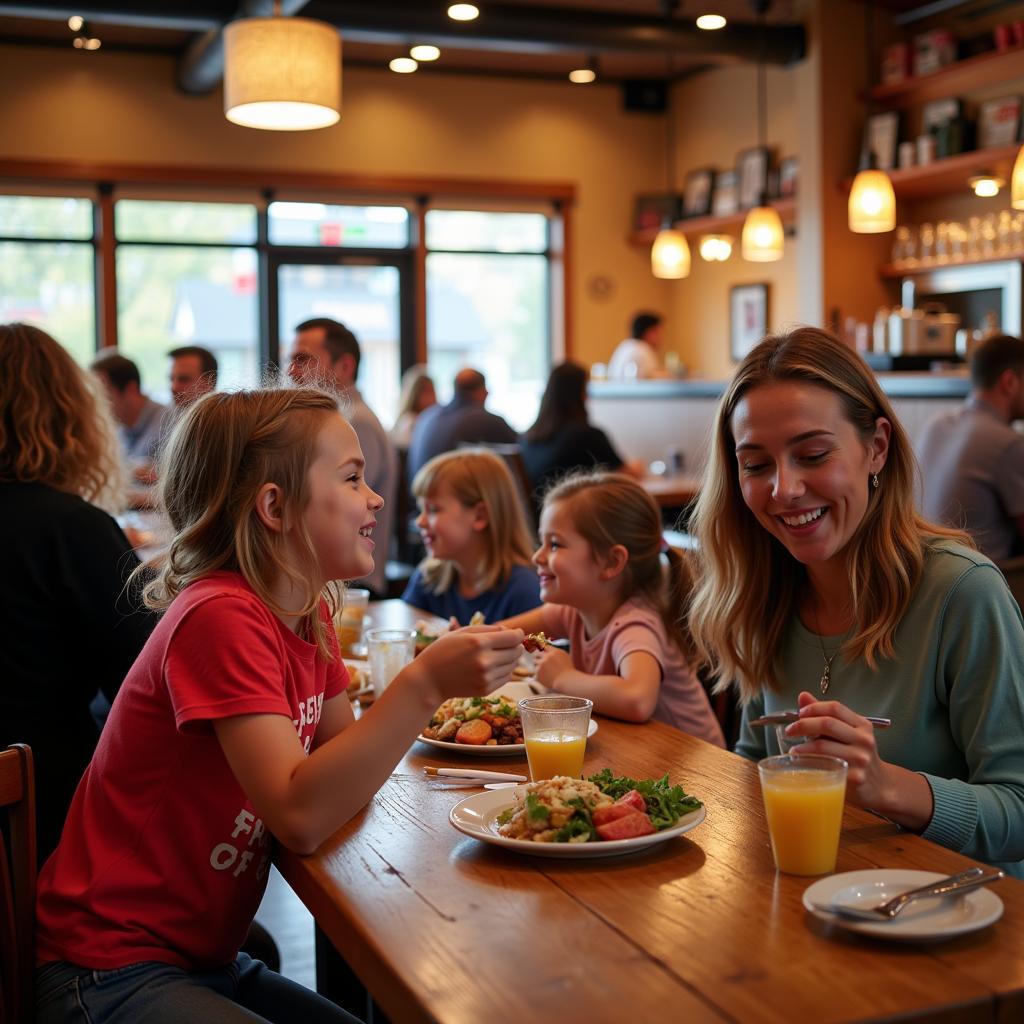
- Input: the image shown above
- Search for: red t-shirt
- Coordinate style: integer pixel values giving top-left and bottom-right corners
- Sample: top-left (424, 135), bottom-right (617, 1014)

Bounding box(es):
top-left (35, 571), bottom-right (346, 970)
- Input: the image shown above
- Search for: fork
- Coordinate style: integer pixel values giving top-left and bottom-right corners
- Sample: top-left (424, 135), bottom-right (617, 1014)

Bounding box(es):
top-left (812, 867), bottom-right (1004, 921)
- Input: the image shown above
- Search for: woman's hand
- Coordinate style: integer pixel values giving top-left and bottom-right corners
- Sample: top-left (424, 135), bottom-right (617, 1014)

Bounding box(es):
top-left (408, 625), bottom-right (524, 704)
top-left (784, 691), bottom-right (934, 831)
top-left (533, 646), bottom-right (573, 687)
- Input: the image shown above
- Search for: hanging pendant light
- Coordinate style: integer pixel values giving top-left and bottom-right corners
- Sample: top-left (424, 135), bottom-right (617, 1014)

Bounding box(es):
top-left (742, 2), bottom-right (783, 262)
top-left (224, 3), bottom-right (341, 131)
top-left (1012, 147), bottom-right (1024, 210)
top-left (848, 0), bottom-right (895, 232)
top-left (651, 1), bottom-right (690, 279)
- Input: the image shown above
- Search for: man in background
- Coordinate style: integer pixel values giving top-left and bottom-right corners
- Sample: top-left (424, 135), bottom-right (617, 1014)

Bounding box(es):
top-left (287, 316), bottom-right (396, 597)
top-left (607, 311), bottom-right (671, 380)
top-left (168, 345), bottom-right (218, 407)
top-left (916, 333), bottom-right (1024, 560)
top-left (406, 367), bottom-right (518, 485)
top-left (90, 350), bottom-right (166, 465)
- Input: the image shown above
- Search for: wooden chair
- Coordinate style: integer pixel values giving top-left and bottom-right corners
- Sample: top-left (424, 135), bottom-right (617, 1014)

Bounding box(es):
top-left (997, 555), bottom-right (1024, 613)
top-left (0, 744), bottom-right (36, 1024)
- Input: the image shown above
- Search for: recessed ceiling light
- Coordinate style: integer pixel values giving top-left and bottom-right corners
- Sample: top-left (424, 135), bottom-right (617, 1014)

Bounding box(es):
top-left (696, 14), bottom-right (727, 30)
top-left (67, 15), bottom-right (84, 31)
top-left (447, 4), bottom-right (480, 21)
top-left (410, 44), bottom-right (441, 61)
top-left (83, 37), bottom-right (101, 50)
top-left (569, 68), bottom-right (596, 84)
top-left (389, 56), bottom-right (419, 74)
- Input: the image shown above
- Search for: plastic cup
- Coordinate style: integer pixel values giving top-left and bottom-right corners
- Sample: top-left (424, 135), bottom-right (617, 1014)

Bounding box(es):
top-left (334, 588), bottom-right (370, 658)
top-left (758, 753), bottom-right (848, 876)
top-left (518, 696), bottom-right (593, 782)
top-left (366, 628), bottom-right (415, 699)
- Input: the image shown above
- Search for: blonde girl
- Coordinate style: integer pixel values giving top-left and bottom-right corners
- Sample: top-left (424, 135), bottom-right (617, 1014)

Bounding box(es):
top-left (404, 448), bottom-right (541, 624)
top-left (34, 388), bottom-right (523, 1024)
top-left (688, 326), bottom-right (1024, 875)
top-left (502, 471), bottom-right (724, 745)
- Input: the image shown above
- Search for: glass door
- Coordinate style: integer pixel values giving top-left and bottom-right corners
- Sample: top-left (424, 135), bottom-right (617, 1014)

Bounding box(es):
top-left (270, 254), bottom-right (413, 429)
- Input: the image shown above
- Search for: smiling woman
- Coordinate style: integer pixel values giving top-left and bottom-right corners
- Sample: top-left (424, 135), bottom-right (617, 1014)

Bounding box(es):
top-left (688, 326), bottom-right (1024, 877)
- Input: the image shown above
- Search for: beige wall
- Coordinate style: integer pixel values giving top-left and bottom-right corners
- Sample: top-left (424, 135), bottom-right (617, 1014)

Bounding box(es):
top-left (668, 62), bottom-right (802, 379)
top-left (0, 43), bottom-right (678, 368)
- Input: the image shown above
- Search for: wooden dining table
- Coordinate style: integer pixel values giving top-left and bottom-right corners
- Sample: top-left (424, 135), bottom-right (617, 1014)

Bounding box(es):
top-left (276, 601), bottom-right (1024, 1023)
top-left (642, 472), bottom-right (702, 508)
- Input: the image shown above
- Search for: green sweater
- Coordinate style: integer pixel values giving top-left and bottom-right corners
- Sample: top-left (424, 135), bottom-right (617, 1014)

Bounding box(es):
top-left (736, 541), bottom-right (1024, 878)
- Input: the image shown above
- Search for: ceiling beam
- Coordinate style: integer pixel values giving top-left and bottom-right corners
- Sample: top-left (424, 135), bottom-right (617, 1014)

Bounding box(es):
top-left (0, 2), bottom-right (232, 32)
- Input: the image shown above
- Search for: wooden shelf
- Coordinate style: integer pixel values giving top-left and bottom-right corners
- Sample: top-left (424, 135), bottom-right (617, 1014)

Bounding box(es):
top-left (880, 253), bottom-right (1023, 279)
top-left (870, 46), bottom-right (1024, 108)
top-left (842, 145), bottom-right (1020, 202)
top-left (629, 197), bottom-right (796, 246)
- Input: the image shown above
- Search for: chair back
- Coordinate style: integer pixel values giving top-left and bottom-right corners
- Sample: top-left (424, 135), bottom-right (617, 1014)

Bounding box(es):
top-left (459, 442), bottom-right (538, 530)
top-left (0, 744), bottom-right (36, 1024)
top-left (997, 555), bottom-right (1024, 614)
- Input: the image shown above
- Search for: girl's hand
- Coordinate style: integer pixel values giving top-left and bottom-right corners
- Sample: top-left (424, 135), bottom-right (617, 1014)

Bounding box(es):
top-left (534, 646), bottom-right (573, 687)
top-left (410, 625), bottom-right (524, 702)
top-left (784, 691), bottom-right (891, 808)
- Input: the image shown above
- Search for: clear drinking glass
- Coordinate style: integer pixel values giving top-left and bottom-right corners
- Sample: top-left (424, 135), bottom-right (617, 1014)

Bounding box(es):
top-left (518, 696), bottom-right (593, 782)
top-left (366, 628), bottom-right (415, 699)
top-left (758, 753), bottom-right (848, 876)
top-left (333, 588), bottom-right (370, 658)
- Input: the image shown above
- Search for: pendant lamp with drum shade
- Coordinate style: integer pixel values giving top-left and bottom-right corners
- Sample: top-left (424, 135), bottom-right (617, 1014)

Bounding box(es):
top-left (742, 0), bottom-right (784, 261)
top-left (1012, 147), bottom-right (1024, 210)
top-left (848, 0), bottom-right (896, 232)
top-left (651, 1), bottom-right (690, 279)
top-left (224, 2), bottom-right (341, 131)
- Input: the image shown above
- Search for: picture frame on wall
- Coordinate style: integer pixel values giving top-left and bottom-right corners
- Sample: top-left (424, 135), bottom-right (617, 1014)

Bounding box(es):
top-left (865, 111), bottom-right (900, 170)
top-left (730, 283), bottom-right (769, 362)
top-left (737, 148), bottom-right (770, 209)
top-left (977, 95), bottom-right (1022, 149)
top-left (778, 156), bottom-right (799, 198)
top-left (711, 170), bottom-right (739, 216)
top-left (682, 168), bottom-right (715, 217)
top-left (633, 193), bottom-right (683, 234)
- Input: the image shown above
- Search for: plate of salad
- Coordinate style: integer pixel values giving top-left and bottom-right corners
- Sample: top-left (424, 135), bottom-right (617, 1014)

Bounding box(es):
top-left (449, 769), bottom-right (705, 857)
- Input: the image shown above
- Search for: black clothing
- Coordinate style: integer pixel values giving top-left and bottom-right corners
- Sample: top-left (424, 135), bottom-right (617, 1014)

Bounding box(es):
top-left (0, 482), bottom-right (155, 863)
top-left (521, 422), bottom-right (625, 502)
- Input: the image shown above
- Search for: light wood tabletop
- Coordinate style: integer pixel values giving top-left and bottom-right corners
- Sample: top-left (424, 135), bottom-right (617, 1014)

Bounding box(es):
top-left (641, 472), bottom-right (702, 508)
top-left (277, 603), bottom-right (1024, 1024)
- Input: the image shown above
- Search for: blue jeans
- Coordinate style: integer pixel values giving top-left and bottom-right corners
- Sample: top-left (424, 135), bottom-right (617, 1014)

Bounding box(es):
top-left (35, 953), bottom-right (359, 1024)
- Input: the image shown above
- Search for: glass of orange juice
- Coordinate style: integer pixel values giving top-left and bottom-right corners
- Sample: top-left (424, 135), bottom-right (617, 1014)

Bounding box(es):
top-left (333, 588), bottom-right (369, 658)
top-left (518, 696), bottom-right (593, 782)
top-left (758, 753), bottom-right (848, 876)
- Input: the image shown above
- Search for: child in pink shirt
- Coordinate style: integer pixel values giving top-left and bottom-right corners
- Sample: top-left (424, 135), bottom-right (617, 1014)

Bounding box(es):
top-left (503, 471), bottom-right (724, 746)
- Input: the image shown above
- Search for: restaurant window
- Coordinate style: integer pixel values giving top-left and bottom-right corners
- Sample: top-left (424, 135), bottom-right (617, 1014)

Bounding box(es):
top-left (0, 195), bottom-right (96, 365)
top-left (425, 210), bottom-right (550, 431)
top-left (114, 199), bottom-right (260, 401)
top-left (268, 201), bottom-right (409, 248)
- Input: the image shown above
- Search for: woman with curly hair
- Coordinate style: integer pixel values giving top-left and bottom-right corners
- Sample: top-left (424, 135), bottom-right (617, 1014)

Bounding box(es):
top-left (0, 322), bottom-right (153, 863)
top-left (688, 326), bottom-right (1024, 876)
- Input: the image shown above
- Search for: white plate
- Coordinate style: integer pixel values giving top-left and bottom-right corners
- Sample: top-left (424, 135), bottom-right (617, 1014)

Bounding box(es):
top-left (417, 718), bottom-right (597, 757)
top-left (803, 870), bottom-right (1004, 942)
top-left (449, 784), bottom-right (706, 858)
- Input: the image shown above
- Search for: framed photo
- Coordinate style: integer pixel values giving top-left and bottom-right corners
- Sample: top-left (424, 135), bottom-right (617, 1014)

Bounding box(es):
top-left (711, 170), bottom-right (738, 216)
top-left (737, 148), bottom-right (770, 209)
top-left (865, 111), bottom-right (899, 170)
top-left (633, 193), bottom-right (683, 234)
top-left (977, 95), bottom-right (1022, 149)
top-left (730, 283), bottom-right (769, 362)
top-left (682, 167), bottom-right (715, 217)
top-left (778, 156), bottom-right (799, 198)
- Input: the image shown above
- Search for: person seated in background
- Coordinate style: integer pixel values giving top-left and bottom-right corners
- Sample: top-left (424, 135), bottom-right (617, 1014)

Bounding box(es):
top-left (521, 361), bottom-right (643, 503)
top-left (90, 349), bottom-right (167, 467)
top-left (169, 344), bottom-right (218, 408)
top-left (607, 311), bottom-right (672, 380)
top-left (916, 333), bottom-right (1024, 561)
top-left (689, 326), bottom-right (1024, 876)
top-left (287, 316), bottom-right (396, 597)
top-left (501, 471), bottom-right (723, 744)
top-left (391, 364), bottom-right (437, 451)
top-left (406, 367), bottom-right (517, 486)
top-left (405, 449), bottom-right (541, 624)
top-left (1, 323), bottom-right (155, 865)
